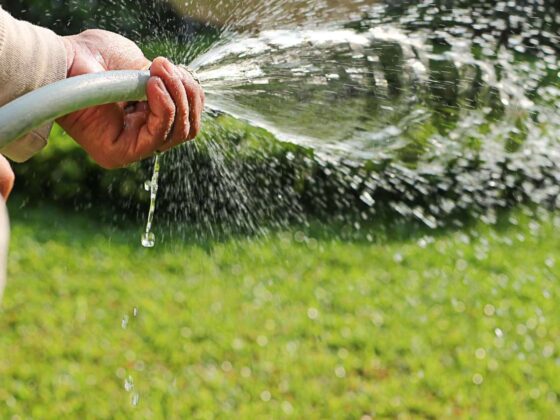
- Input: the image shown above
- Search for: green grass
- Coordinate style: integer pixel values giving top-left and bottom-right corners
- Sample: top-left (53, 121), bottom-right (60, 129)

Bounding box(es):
top-left (1, 203), bottom-right (560, 418)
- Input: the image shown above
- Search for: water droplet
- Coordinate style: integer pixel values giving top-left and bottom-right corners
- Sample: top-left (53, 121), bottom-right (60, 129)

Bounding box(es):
top-left (338, 348), bottom-right (349, 359)
top-left (543, 344), bottom-right (554, 358)
top-left (472, 373), bottom-right (484, 385)
top-left (294, 231), bottom-right (306, 243)
top-left (141, 232), bottom-right (156, 248)
top-left (286, 341), bottom-right (298, 355)
top-left (282, 401), bottom-right (294, 414)
top-left (453, 300), bottom-right (466, 313)
top-left (131, 392), bottom-right (140, 406)
top-left (456, 259), bottom-right (468, 271)
top-left (260, 390), bottom-right (272, 402)
top-left (307, 307), bottom-right (319, 320)
top-left (335, 366), bottom-right (346, 378)
top-left (121, 315), bottom-right (129, 329)
top-left (232, 338), bottom-right (245, 350)
top-left (124, 375), bottom-right (134, 392)
top-left (475, 348), bottom-right (486, 359)
top-left (221, 361), bottom-right (233, 372)
top-left (483, 304), bottom-right (495, 316)
top-left (360, 191), bottom-right (375, 206)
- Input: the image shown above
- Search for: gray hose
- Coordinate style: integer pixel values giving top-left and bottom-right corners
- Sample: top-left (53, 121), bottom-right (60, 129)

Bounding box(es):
top-left (0, 70), bottom-right (150, 149)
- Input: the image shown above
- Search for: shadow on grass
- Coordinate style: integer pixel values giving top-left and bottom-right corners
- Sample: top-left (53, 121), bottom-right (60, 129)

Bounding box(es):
top-left (7, 192), bottom-right (536, 252)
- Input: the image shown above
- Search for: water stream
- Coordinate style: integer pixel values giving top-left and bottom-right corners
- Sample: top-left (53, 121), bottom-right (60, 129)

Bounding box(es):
top-left (190, 8), bottom-right (559, 162)
top-left (141, 153), bottom-right (161, 247)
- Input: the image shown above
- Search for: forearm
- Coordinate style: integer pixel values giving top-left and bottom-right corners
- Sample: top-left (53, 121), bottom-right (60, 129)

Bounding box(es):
top-left (0, 7), bottom-right (67, 162)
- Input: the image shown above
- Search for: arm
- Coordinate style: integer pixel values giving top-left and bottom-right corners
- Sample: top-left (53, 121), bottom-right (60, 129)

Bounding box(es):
top-left (0, 8), bottom-right (204, 197)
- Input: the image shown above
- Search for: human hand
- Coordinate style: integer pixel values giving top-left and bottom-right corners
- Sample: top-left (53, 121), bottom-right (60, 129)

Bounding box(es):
top-left (0, 155), bottom-right (14, 200)
top-left (58, 29), bottom-right (204, 169)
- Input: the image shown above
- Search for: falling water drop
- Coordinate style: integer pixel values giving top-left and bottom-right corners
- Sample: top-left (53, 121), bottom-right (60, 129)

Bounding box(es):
top-left (124, 375), bottom-right (134, 392)
top-left (141, 232), bottom-right (155, 248)
top-left (131, 392), bottom-right (140, 407)
top-left (141, 154), bottom-right (161, 248)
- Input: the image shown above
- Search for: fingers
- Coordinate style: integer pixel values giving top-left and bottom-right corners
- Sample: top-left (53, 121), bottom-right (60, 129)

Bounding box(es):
top-left (132, 76), bottom-right (176, 158)
top-left (151, 58), bottom-right (205, 152)
top-left (0, 155), bottom-right (14, 200)
top-left (181, 67), bottom-right (204, 140)
top-left (150, 58), bottom-right (190, 147)
top-left (59, 50), bottom-right (204, 169)
top-left (115, 57), bottom-right (205, 166)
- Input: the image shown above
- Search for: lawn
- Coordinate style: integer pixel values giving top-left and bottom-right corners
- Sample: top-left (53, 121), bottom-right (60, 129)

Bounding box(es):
top-left (0, 202), bottom-right (559, 418)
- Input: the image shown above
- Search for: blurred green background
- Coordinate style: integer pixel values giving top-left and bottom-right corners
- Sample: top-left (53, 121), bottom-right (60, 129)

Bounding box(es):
top-left (3, 199), bottom-right (560, 417)
top-left (0, 0), bottom-right (560, 418)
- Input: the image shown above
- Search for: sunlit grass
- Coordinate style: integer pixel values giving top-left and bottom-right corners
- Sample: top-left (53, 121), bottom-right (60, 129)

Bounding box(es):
top-left (1, 203), bottom-right (559, 417)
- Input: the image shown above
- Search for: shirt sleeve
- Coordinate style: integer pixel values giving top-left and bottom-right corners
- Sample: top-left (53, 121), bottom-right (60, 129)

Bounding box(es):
top-left (0, 7), bottom-right (67, 162)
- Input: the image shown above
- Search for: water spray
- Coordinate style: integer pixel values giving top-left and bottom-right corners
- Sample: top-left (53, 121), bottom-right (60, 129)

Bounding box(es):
top-left (0, 16), bottom-right (559, 239)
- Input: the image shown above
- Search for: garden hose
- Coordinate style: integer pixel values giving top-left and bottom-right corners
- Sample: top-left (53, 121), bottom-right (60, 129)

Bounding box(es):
top-left (0, 66), bottom-right (200, 149)
top-left (0, 70), bottom-right (150, 149)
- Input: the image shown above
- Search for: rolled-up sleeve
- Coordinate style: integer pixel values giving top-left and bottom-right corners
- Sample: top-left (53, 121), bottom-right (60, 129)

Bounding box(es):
top-left (0, 7), bottom-right (67, 162)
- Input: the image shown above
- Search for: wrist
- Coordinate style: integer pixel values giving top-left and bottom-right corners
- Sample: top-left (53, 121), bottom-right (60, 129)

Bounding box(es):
top-left (61, 36), bottom-right (77, 78)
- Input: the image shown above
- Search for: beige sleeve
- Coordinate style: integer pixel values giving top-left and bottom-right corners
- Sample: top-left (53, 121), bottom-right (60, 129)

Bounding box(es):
top-left (0, 7), bottom-right (67, 162)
